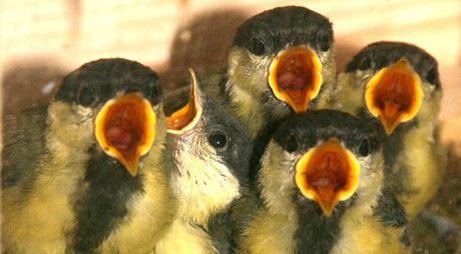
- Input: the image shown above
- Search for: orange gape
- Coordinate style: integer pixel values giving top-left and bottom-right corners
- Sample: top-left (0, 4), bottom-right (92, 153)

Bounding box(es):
top-left (268, 47), bottom-right (323, 113)
top-left (95, 94), bottom-right (156, 176)
top-left (166, 70), bottom-right (202, 135)
top-left (365, 59), bottom-right (423, 135)
top-left (167, 91), bottom-right (197, 131)
top-left (295, 139), bottom-right (360, 216)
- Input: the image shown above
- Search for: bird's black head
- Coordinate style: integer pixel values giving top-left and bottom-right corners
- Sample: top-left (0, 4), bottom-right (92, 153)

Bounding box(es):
top-left (228, 6), bottom-right (334, 115)
top-left (233, 6), bottom-right (333, 55)
top-left (261, 110), bottom-right (382, 218)
top-left (165, 71), bottom-right (252, 216)
top-left (273, 110), bottom-right (381, 157)
top-left (201, 98), bottom-right (253, 184)
top-left (346, 41), bottom-right (441, 88)
top-left (344, 41), bottom-right (441, 135)
top-left (54, 58), bottom-right (162, 107)
top-left (166, 70), bottom-right (253, 184)
top-left (51, 58), bottom-right (164, 177)
top-left (261, 110), bottom-right (385, 253)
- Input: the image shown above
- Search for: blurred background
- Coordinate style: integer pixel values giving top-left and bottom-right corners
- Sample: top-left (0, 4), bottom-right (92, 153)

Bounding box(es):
top-left (1, 0), bottom-right (460, 252)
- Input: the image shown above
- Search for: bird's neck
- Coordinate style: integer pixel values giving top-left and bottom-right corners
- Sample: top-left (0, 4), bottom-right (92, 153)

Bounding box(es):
top-left (293, 199), bottom-right (350, 253)
top-left (171, 139), bottom-right (241, 226)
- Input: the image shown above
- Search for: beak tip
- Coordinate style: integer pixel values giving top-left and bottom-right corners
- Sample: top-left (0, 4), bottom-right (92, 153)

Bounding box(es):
top-left (121, 158), bottom-right (140, 177)
top-left (319, 204), bottom-right (334, 217)
top-left (382, 120), bottom-right (397, 135)
top-left (126, 166), bottom-right (139, 177)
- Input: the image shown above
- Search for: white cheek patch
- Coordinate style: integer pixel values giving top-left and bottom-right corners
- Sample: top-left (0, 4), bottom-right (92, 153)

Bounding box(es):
top-left (47, 102), bottom-right (94, 152)
top-left (172, 138), bottom-right (241, 224)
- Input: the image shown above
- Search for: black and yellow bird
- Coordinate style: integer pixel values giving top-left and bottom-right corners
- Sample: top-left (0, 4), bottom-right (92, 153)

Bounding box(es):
top-left (219, 5), bottom-right (336, 139)
top-left (331, 41), bottom-right (446, 220)
top-left (202, 5), bottom-right (337, 184)
top-left (238, 110), bottom-right (410, 254)
top-left (2, 58), bottom-right (176, 253)
top-left (154, 70), bottom-right (253, 254)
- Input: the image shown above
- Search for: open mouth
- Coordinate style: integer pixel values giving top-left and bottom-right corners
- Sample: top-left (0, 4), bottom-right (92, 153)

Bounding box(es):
top-left (95, 93), bottom-right (156, 176)
top-left (268, 47), bottom-right (323, 113)
top-left (365, 58), bottom-right (423, 135)
top-left (295, 139), bottom-right (360, 216)
top-left (166, 69), bottom-right (203, 135)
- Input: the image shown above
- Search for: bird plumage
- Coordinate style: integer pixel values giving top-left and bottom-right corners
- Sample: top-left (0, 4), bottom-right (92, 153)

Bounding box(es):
top-left (331, 41), bottom-right (446, 221)
top-left (238, 110), bottom-right (409, 254)
top-left (155, 70), bottom-right (253, 254)
top-left (2, 58), bottom-right (176, 253)
top-left (222, 6), bottom-right (336, 139)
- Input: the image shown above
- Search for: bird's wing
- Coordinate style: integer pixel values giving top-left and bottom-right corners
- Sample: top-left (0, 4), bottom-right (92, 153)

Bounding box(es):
top-left (2, 106), bottom-right (49, 188)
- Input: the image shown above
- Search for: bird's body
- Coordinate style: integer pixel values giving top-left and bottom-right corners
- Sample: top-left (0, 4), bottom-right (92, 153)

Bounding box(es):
top-left (155, 71), bottom-right (253, 254)
top-left (238, 110), bottom-right (409, 254)
top-left (331, 41), bottom-right (446, 220)
top-left (2, 58), bottom-right (176, 253)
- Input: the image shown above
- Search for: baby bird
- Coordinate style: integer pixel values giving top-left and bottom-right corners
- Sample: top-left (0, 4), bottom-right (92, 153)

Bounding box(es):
top-left (238, 110), bottom-right (410, 254)
top-left (331, 41), bottom-right (446, 220)
top-left (154, 70), bottom-right (253, 254)
top-left (221, 5), bottom-right (336, 139)
top-left (2, 58), bottom-right (176, 253)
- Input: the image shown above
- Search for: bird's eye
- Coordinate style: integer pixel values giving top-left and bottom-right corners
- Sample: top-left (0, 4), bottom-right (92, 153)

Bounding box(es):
top-left (318, 32), bottom-right (331, 52)
top-left (425, 67), bottom-right (438, 85)
top-left (286, 135), bottom-right (298, 153)
top-left (248, 38), bottom-right (266, 56)
top-left (319, 41), bottom-right (330, 52)
top-left (77, 86), bottom-right (97, 107)
top-left (358, 138), bottom-right (371, 157)
top-left (208, 131), bottom-right (227, 149)
top-left (150, 84), bottom-right (162, 103)
top-left (358, 57), bottom-right (371, 70)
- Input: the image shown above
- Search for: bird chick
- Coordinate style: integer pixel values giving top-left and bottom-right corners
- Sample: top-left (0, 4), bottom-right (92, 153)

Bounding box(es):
top-left (331, 41), bottom-right (446, 220)
top-left (2, 58), bottom-right (176, 253)
top-left (154, 70), bottom-right (253, 254)
top-left (238, 110), bottom-right (410, 254)
top-left (222, 6), bottom-right (336, 139)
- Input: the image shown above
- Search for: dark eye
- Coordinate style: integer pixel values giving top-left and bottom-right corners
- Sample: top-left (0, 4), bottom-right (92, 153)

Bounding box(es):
top-left (318, 33), bottom-right (331, 52)
top-left (359, 57), bottom-right (371, 70)
top-left (286, 135), bottom-right (298, 153)
top-left (425, 67), bottom-right (438, 85)
top-left (319, 41), bottom-right (330, 52)
top-left (208, 131), bottom-right (227, 149)
top-left (150, 84), bottom-right (162, 103)
top-left (77, 86), bottom-right (97, 107)
top-left (358, 138), bottom-right (371, 157)
top-left (248, 38), bottom-right (266, 56)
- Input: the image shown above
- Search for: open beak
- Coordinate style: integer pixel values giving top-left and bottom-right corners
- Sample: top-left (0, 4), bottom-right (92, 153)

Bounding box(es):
top-left (365, 58), bottom-right (423, 135)
top-left (268, 46), bottom-right (323, 113)
top-left (295, 139), bottom-right (360, 216)
top-left (95, 94), bottom-right (156, 176)
top-left (166, 69), bottom-right (203, 134)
